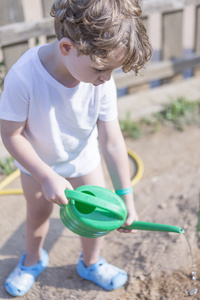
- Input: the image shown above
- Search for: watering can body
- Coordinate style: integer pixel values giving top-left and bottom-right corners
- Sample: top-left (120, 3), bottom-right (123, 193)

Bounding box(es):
top-left (60, 185), bottom-right (127, 238)
top-left (60, 185), bottom-right (183, 237)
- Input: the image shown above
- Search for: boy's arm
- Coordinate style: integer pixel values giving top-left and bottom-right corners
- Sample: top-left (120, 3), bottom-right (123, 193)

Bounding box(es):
top-left (0, 120), bottom-right (72, 205)
top-left (97, 118), bottom-right (139, 230)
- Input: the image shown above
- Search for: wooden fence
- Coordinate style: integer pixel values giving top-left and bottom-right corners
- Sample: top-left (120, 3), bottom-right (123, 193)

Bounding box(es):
top-left (0, 0), bottom-right (200, 94)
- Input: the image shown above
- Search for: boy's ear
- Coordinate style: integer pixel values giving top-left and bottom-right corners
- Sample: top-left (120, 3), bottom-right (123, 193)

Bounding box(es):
top-left (59, 38), bottom-right (75, 56)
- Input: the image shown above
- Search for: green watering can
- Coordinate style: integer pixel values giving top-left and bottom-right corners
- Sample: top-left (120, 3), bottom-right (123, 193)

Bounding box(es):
top-left (60, 185), bottom-right (184, 238)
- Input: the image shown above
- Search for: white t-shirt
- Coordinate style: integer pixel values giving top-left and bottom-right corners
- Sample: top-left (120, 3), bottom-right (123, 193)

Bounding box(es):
top-left (0, 46), bottom-right (118, 177)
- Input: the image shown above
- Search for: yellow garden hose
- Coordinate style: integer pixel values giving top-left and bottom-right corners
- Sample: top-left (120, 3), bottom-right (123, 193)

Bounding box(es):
top-left (0, 168), bottom-right (23, 194)
top-left (128, 148), bottom-right (144, 187)
top-left (0, 149), bottom-right (144, 195)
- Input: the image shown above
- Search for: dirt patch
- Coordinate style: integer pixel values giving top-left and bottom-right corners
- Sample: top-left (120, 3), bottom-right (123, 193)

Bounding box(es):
top-left (0, 125), bottom-right (200, 299)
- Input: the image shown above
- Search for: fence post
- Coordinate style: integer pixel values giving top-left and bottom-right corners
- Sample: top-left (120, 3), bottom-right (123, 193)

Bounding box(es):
top-left (182, 4), bottom-right (196, 78)
top-left (148, 12), bottom-right (162, 88)
top-left (21, 0), bottom-right (47, 48)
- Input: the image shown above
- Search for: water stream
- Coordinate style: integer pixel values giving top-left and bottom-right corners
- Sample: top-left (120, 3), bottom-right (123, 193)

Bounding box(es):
top-left (184, 234), bottom-right (198, 297)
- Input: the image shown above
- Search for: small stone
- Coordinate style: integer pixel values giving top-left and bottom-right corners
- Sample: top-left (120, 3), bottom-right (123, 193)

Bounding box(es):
top-left (158, 203), bottom-right (167, 209)
top-left (137, 274), bottom-right (145, 281)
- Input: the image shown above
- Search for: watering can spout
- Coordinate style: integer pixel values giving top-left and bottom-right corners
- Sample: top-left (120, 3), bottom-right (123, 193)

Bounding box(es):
top-left (123, 221), bottom-right (184, 234)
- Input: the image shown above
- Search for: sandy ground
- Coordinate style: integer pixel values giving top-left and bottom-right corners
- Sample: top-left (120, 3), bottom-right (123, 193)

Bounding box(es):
top-left (0, 124), bottom-right (200, 300)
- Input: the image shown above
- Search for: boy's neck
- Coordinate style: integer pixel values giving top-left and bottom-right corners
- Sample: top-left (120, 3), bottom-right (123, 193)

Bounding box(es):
top-left (38, 41), bottom-right (80, 88)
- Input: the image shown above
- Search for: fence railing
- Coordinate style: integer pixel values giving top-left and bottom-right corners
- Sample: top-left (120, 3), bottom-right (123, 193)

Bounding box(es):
top-left (0, 18), bottom-right (54, 47)
top-left (114, 53), bottom-right (200, 89)
top-left (0, 0), bottom-right (200, 95)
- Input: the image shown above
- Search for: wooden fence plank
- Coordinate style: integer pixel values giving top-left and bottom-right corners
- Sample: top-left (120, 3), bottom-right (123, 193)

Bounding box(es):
top-left (0, 0), bottom-right (24, 26)
top-left (142, 0), bottom-right (200, 16)
top-left (197, 6), bottom-right (200, 53)
top-left (148, 12), bottom-right (162, 87)
top-left (182, 5), bottom-right (196, 50)
top-left (182, 4), bottom-right (196, 77)
top-left (3, 42), bottom-right (29, 71)
top-left (22, 0), bottom-right (47, 47)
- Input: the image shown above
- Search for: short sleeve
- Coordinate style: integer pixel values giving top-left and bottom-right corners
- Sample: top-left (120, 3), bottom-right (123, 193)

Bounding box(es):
top-left (0, 69), bottom-right (29, 122)
top-left (98, 76), bottom-right (118, 122)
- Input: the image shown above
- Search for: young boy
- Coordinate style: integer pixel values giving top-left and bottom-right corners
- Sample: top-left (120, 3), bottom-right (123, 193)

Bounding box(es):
top-left (0, 0), bottom-right (152, 296)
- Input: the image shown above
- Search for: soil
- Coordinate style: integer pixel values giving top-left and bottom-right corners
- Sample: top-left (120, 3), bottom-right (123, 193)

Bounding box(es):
top-left (0, 124), bottom-right (200, 300)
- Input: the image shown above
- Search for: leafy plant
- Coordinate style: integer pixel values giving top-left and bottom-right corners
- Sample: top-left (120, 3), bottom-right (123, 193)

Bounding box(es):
top-left (156, 97), bottom-right (200, 130)
top-left (120, 97), bottom-right (200, 138)
top-left (119, 112), bottom-right (142, 139)
top-left (0, 157), bottom-right (16, 174)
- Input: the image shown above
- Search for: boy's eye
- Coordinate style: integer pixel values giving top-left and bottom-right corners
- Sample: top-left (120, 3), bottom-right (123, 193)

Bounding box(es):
top-left (94, 68), bottom-right (103, 73)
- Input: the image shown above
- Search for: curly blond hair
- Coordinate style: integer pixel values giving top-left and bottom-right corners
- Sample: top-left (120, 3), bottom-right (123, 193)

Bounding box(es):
top-left (51, 0), bottom-right (152, 74)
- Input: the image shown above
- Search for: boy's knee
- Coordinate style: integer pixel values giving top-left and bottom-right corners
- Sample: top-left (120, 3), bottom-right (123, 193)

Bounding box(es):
top-left (27, 204), bottom-right (53, 224)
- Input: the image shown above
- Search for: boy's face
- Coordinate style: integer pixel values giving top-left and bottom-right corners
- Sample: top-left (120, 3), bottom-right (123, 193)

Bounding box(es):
top-left (72, 53), bottom-right (123, 86)
top-left (59, 39), bottom-right (126, 86)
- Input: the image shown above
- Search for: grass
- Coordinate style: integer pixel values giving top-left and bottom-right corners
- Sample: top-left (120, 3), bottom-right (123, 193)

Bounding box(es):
top-left (120, 97), bottom-right (200, 139)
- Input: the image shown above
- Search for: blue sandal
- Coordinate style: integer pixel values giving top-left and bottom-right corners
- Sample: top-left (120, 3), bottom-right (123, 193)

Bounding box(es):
top-left (5, 248), bottom-right (49, 297)
top-left (77, 254), bottom-right (127, 291)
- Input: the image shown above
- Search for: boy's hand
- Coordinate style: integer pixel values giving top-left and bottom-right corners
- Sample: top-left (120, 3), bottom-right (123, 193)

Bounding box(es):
top-left (117, 197), bottom-right (139, 233)
top-left (40, 172), bottom-right (73, 205)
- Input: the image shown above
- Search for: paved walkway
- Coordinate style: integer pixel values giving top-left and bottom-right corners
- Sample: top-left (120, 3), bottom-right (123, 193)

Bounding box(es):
top-left (118, 76), bottom-right (200, 120)
top-left (0, 76), bottom-right (200, 159)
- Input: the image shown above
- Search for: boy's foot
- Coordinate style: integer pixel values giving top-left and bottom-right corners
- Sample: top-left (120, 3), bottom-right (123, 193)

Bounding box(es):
top-left (5, 248), bottom-right (49, 297)
top-left (77, 254), bottom-right (127, 290)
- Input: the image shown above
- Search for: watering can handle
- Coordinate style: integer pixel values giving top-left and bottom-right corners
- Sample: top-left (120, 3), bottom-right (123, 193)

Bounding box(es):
top-left (64, 189), bottom-right (126, 220)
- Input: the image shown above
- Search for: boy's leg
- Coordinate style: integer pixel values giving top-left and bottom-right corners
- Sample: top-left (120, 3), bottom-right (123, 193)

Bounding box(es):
top-left (68, 163), bottom-right (106, 265)
top-left (5, 172), bottom-right (51, 297)
top-left (21, 172), bottom-right (53, 266)
top-left (68, 163), bottom-right (128, 290)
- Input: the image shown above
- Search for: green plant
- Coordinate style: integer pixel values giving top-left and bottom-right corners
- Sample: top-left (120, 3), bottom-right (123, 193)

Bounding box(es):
top-left (0, 157), bottom-right (16, 174)
top-left (156, 97), bottom-right (200, 130)
top-left (119, 112), bottom-right (142, 139)
top-left (119, 97), bottom-right (200, 139)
